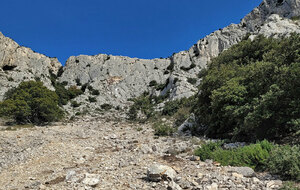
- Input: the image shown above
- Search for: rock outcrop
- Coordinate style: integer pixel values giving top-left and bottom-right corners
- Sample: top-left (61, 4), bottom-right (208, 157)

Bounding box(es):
top-left (58, 0), bottom-right (300, 110)
top-left (0, 32), bottom-right (61, 100)
top-left (0, 0), bottom-right (299, 110)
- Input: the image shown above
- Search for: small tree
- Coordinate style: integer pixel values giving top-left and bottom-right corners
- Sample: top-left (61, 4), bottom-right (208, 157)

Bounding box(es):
top-left (0, 81), bottom-right (64, 124)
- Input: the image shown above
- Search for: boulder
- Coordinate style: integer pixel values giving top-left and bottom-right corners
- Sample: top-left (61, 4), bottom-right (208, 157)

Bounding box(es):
top-left (147, 164), bottom-right (176, 182)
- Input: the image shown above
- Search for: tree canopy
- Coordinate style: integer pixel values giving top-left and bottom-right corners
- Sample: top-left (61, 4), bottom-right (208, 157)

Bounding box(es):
top-left (0, 81), bottom-right (64, 124)
top-left (195, 33), bottom-right (300, 142)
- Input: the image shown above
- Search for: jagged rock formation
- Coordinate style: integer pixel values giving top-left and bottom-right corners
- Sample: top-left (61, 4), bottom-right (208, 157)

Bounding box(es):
top-left (59, 0), bottom-right (300, 110)
top-left (0, 32), bottom-right (61, 100)
top-left (0, 0), bottom-right (299, 111)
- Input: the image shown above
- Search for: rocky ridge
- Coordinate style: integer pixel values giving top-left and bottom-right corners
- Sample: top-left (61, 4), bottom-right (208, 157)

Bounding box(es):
top-left (0, 32), bottom-right (61, 100)
top-left (58, 0), bottom-right (300, 111)
top-left (0, 0), bottom-right (299, 111)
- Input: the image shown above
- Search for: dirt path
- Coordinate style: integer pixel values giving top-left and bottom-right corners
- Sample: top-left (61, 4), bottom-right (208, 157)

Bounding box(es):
top-left (0, 117), bottom-right (282, 190)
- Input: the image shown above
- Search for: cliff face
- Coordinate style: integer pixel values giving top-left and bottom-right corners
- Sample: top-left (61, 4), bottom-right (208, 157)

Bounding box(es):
top-left (59, 0), bottom-right (300, 110)
top-left (0, 0), bottom-right (299, 111)
top-left (0, 32), bottom-right (61, 100)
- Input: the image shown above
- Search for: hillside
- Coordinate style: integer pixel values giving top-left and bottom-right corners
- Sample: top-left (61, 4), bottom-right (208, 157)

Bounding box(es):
top-left (0, 0), bottom-right (299, 113)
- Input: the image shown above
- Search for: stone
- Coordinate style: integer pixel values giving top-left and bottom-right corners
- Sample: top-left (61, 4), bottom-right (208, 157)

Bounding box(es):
top-left (82, 173), bottom-right (100, 187)
top-left (178, 180), bottom-right (191, 189)
top-left (251, 177), bottom-right (260, 184)
top-left (65, 170), bottom-right (76, 182)
top-left (266, 180), bottom-right (283, 188)
top-left (39, 184), bottom-right (46, 190)
top-left (223, 142), bottom-right (246, 149)
top-left (197, 172), bottom-right (203, 178)
top-left (152, 145), bottom-right (157, 152)
top-left (206, 183), bottom-right (218, 190)
top-left (147, 164), bottom-right (176, 182)
top-left (205, 159), bottom-right (213, 165)
top-left (232, 172), bottom-right (243, 178)
top-left (227, 167), bottom-right (255, 177)
top-left (189, 155), bottom-right (200, 161)
top-left (167, 181), bottom-right (182, 190)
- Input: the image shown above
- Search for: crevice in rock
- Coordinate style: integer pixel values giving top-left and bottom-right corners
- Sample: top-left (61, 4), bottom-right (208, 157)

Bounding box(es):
top-left (2, 65), bottom-right (17, 71)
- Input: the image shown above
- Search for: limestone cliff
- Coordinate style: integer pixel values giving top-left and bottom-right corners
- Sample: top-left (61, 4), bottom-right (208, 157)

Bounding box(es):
top-left (59, 0), bottom-right (300, 110)
top-left (0, 0), bottom-right (299, 112)
top-left (0, 32), bottom-right (61, 100)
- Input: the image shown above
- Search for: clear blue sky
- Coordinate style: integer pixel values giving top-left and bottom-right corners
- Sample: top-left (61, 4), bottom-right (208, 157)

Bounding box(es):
top-left (0, 0), bottom-right (261, 65)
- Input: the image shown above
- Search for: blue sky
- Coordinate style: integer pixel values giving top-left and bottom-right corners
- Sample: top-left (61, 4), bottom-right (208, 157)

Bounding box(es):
top-left (0, 0), bottom-right (261, 65)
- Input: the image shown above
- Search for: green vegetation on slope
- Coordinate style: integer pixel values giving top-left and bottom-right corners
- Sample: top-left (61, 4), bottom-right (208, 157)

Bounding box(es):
top-left (195, 141), bottom-right (300, 181)
top-left (195, 33), bottom-right (300, 143)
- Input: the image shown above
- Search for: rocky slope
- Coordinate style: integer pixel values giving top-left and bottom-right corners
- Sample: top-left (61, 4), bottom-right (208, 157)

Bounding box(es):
top-left (0, 116), bottom-right (285, 189)
top-left (0, 0), bottom-right (299, 111)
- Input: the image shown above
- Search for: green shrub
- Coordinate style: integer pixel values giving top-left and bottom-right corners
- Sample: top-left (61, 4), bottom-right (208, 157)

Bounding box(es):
top-left (61, 81), bottom-right (68, 86)
top-left (291, 15), bottom-right (300, 21)
top-left (101, 104), bottom-right (112, 110)
top-left (0, 81), bottom-right (63, 124)
top-left (88, 96), bottom-right (97, 103)
top-left (71, 101), bottom-right (81, 108)
top-left (198, 68), bottom-right (207, 78)
top-left (187, 78), bottom-right (197, 85)
top-left (127, 106), bottom-right (138, 121)
top-left (57, 66), bottom-right (64, 77)
top-left (195, 140), bottom-right (273, 170)
top-left (127, 93), bottom-right (155, 121)
top-left (174, 107), bottom-right (190, 127)
top-left (81, 83), bottom-right (88, 92)
top-left (68, 86), bottom-right (83, 99)
top-left (75, 78), bottom-right (81, 86)
top-left (153, 122), bottom-right (175, 136)
top-left (267, 145), bottom-right (300, 181)
top-left (280, 181), bottom-right (299, 190)
top-left (194, 141), bottom-right (223, 161)
top-left (149, 80), bottom-right (158, 87)
top-left (167, 62), bottom-right (175, 71)
top-left (156, 83), bottom-right (166, 91)
top-left (88, 85), bottom-right (94, 91)
top-left (195, 33), bottom-right (300, 142)
top-left (162, 96), bottom-right (197, 117)
top-left (91, 89), bottom-right (100, 96)
top-left (162, 100), bottom-right (181, 116)
top-left (51, 74), bottom-right (82, 106)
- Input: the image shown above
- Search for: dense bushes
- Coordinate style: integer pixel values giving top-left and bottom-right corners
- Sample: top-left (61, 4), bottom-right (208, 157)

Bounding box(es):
top-left (267, 145), bottom-right (300, 181)
top-left (162, 96), bottom-right (196, 117)
top-left (195, 140), bottom-right (272, 170)
top-left (127, 92), bottom-right (155, 121)
top-left (127, 91), bottom-right (196, 122)
top-left (153, 122), bottom-right (175, 136)
top-left (0, 81), bottom-right (63, 124)
top-left (195, 140), bottom-right (300, 181)
top-left (195, 34), bottom-right (300, 142)
top-left (49, 72), bottom-right (83, 105)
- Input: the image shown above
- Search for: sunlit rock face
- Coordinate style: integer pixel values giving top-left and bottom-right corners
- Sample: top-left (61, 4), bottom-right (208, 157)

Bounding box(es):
top-left (1, 0), bottom-right (299, 109)
top-left (0, 32), bottom-right (61, 100)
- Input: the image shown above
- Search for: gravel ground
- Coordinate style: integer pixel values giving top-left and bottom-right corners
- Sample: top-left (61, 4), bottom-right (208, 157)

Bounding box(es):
top-left (0, 116), bottom-right (283, 190)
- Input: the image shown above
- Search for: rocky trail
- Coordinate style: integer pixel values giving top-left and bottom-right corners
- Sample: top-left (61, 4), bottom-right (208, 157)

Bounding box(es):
top-left (0, 116), bottom-right (283, 190)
